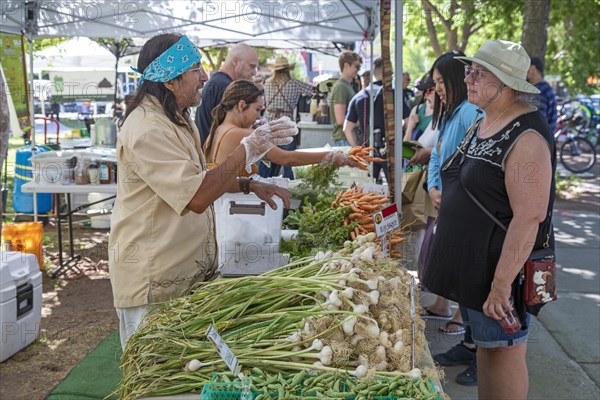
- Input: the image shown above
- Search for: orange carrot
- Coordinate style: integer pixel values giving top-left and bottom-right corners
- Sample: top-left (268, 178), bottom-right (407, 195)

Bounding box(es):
top-left (349, 146), bottom-right (363, 156)
top-left (362, 223), bottom-right (375, 232)
top-left (360, 216), bottom-right (373, 225)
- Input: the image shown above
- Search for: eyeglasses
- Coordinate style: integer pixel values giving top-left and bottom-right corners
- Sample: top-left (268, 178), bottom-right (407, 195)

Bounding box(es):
top-left (464, 65), bottom-right (489, 82)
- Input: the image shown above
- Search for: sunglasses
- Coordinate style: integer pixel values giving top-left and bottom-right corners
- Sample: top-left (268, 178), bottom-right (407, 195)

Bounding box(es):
top-left (464, 65), bottom-right (489, 82)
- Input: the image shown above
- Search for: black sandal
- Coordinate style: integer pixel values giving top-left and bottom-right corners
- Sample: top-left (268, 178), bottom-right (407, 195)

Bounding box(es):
top-left (439, 321), bottom-right (465, 335)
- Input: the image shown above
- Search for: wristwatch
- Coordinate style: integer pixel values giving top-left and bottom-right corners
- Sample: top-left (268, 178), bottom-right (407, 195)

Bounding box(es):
top-left (236, 177), bottom-right (252, 194)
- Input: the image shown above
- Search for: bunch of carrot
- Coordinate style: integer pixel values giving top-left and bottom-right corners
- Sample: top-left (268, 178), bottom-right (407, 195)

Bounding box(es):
top-left (348, 146), bottom-right (386, 170)
top-left (331, 187), bottom-right (405, 257)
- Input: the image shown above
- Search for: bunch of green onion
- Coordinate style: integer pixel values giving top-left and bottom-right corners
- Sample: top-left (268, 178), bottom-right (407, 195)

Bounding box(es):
top-left (115, 238), bottom-right (430, 399)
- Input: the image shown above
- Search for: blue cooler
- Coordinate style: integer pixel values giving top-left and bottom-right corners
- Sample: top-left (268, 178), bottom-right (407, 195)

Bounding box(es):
top-left (12, 146), bottom-right (52, 214)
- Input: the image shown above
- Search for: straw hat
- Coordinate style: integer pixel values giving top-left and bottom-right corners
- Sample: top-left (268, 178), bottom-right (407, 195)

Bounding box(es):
top-left (271, 57), bottom-right (295, 71)
top-left (455, 40), bottom-right (540, 94)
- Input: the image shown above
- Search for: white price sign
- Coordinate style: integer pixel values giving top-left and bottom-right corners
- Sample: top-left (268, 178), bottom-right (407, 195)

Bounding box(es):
top-left (206, 324), bottom-right (240, 375)
top-left (373, 203), bottom-right (400, 237)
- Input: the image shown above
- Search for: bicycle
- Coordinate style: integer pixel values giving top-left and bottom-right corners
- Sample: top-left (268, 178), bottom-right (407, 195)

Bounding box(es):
top-left (554, 116), bottom-right (597, 174)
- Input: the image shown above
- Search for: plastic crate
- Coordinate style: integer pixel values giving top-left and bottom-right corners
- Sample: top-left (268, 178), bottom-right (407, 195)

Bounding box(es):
top-left (200, 376), bottom-right (441, 400)
top-left (199, 381), bottom-right (253, 400)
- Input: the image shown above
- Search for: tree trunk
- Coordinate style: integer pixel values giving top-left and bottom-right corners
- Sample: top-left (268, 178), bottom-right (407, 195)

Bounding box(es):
top-left (446, 28), bottom-right (458, 51)
top-left (422, 0), bottom-right (442, 57)
top-left (521, 0), bottom-right (551, 60)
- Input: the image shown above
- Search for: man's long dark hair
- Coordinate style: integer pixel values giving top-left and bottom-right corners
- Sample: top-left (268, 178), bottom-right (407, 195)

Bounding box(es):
top-left (118, 34), bottom-right (187, 128)
top-left (431, 51), bottom-right (469, 130)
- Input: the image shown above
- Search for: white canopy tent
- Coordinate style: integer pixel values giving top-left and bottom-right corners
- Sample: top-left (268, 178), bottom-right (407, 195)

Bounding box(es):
top-left (1, 1), bottom-right (376, 41)
top-left (1, 0), bottom-right (405, 205)
top-left (33, 37), bottom-right (136, 72)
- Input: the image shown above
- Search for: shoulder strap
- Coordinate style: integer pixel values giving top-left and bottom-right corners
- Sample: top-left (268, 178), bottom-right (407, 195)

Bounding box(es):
top-left (457, 128), bottom-right (553, 246)
top-left (210, 126), bottom-right (237, 163)
top-left (266, 80), bottom-right (294, 113)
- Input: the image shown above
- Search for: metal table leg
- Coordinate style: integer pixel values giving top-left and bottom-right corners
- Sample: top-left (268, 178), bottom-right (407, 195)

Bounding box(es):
top-left (51, 192), bottom-right (81, 278)
top-left (50, 193), bottom-right (115, 278)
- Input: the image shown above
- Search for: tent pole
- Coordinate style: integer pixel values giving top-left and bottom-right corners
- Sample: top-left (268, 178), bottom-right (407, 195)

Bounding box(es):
top-left (38, 72), bottom-right (45, 117)
top-left (368, 36), bottom-right (375, 182)
top-left (28, 34), bottom-right (36, 149)
top-left (393, 1), bottom-right (403, 208)
top-left (113, 42), bottom-right (120, 107)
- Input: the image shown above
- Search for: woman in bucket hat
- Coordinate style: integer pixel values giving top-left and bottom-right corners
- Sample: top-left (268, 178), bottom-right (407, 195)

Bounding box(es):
top-left (262, 57), bottom-right (314, 178)
top-left (423, 40), bottom-right (556, 399)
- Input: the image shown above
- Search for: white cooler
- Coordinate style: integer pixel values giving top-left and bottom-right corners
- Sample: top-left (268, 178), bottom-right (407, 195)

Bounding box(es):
top-left (0, 252), bottom-right (42, 362)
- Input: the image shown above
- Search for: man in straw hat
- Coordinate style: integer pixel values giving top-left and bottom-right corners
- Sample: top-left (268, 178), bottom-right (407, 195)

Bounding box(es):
top-left (195, 43), bottom-right (259, 146)
top-left (262, 56), bottom-right (314, 178)
top-left (111, 34), bottom-right (294, 349)
top-left (423, 40), bottom-right (555, 399)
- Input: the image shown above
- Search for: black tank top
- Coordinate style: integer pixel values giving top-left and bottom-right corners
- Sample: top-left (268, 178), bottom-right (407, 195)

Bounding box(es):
top-left (423, 110), bottom-right (556, 312)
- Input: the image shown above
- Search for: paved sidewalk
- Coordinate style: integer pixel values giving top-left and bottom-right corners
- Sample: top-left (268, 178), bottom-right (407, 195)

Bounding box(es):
top-left (423, 208), bottom-right (600, 399)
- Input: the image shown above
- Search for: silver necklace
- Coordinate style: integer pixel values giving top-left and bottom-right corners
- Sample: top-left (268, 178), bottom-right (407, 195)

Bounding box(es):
top-left (479, 103), bottom-right (515, 135)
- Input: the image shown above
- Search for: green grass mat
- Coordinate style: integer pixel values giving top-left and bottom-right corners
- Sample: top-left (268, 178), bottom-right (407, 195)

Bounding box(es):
top-left (46, 331), bottom-right (122, 400)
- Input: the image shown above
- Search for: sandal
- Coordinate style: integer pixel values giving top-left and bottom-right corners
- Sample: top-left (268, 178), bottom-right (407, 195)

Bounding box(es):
top-left (439, 321), bottom-right (465, 335)
top-left (422, 308), bottom-right (452, 320)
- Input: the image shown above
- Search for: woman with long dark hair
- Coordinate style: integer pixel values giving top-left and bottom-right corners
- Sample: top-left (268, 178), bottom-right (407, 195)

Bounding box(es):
top-left (418, 51), bottom-right (482, 386)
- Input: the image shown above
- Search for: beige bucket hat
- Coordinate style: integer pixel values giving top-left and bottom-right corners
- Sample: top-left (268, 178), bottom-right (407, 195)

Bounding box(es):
top-left (455, 40), bottom-right (540, 94)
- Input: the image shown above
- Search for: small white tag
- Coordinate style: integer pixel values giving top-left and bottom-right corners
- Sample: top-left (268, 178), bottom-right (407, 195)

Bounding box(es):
top-left (373, 203), bottom-right (400, 237)
top-left (206, 325), bottom-right (240, 375)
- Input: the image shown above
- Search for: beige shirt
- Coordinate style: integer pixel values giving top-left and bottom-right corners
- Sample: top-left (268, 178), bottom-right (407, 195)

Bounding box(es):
top-left (109, 96), bottom-right (217, 308)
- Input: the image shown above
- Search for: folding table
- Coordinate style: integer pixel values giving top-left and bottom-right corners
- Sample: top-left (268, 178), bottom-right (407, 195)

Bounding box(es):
top-left (21, 182), bottom-right (116, 278)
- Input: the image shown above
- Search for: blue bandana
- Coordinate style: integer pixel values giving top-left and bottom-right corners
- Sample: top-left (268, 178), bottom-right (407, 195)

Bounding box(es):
top-left (131, 35), bottom-right (202, 84)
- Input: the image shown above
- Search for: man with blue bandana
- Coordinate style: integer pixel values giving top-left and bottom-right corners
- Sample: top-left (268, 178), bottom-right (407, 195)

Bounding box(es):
top-left (109, 34), bottom-right (296, 350)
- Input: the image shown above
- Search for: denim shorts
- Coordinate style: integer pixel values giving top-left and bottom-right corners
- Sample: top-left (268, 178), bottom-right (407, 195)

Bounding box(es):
top-left (463, 306), bottom-right (530, 348)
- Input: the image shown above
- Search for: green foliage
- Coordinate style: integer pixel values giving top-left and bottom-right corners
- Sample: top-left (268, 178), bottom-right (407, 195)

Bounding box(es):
top-left (28, 37), bottom-right (68, 52)
top-left (401, 0), bottom-right (598, 95)
top-left (298, 164), bottom-right (340, 191)
top-left (547, 0), bottom-right (600, 94)
top-left (290, 164), bottom-right (341, 205)
top-left (283, 192), bottom-right (357, 257)
top-left (555, 172), bottom-right (582, 199)
top-left (94, 38), bottom-right (135, 58)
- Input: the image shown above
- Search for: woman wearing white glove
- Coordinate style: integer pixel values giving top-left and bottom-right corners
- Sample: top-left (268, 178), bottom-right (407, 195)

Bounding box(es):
top-left (204, 81), bottom-right (357, 175)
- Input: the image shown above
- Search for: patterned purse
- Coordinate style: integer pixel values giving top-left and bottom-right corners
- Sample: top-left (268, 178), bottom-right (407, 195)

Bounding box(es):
top-left (521, 248), bottom-right (557, 305)
top-left (461, 184), bottom-right (557, 306)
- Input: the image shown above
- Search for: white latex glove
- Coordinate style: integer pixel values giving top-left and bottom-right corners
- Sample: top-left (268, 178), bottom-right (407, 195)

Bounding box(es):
top-left (320, 150), bottom-right (352, 167)
top-left (241, 116), bottom-right (298, 172)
